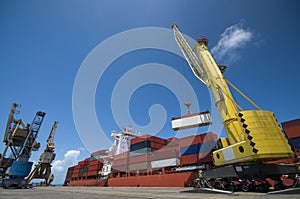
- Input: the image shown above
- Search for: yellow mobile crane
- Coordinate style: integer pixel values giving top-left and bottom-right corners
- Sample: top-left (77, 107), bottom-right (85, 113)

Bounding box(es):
top-left (172, 25), bottom-right (300, 192)
top-left (26, 121), bottom-right (58, 186)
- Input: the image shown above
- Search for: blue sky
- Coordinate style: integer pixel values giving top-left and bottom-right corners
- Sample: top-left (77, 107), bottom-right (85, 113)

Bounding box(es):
top-left (1, 0), bottom-right (300, 184)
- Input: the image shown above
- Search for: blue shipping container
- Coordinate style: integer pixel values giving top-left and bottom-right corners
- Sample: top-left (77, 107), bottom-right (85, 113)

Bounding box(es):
top-left (290, 137), bottom-right (300, 151)
top-left (180, 144), bottom-right (200, 156)
top-left (130, 140), bottom-right (151, 151)
top-left (130, 147), bottom-right (152, 157)
top-left (199, 141), bottom-right (216, 153)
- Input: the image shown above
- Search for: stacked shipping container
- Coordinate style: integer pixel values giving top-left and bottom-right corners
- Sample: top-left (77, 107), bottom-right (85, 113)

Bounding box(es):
top-left (112, 152), bottom-right (129, 172)
top-left (68, 153), bottom-right (105, 182)
top-left (87, 159), bottom-right (103, 177)
top-left (65, 132), bottom-right (218, 186)
top-left (282, 118), bottom-right (300, 154)
top-left (64, 166), bottom-right (75, 185)
top-left (179, 132), bottom-right (217, 166)
top-left (78, 158), bottom-right (89, 179)
top-left (128, 135), bottom-right (167, 172)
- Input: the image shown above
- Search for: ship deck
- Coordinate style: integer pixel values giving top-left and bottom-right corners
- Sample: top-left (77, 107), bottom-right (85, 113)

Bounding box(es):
top-left (1, 186), bottom-right (300, 199)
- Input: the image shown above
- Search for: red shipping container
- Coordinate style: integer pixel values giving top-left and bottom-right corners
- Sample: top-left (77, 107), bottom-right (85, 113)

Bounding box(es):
top-left (67, 166), bottom-right (75, 171)
top-left (129, 154), bottom-right (150, 164)
top-left (89, 160), bottom-right (103, 166)
top-left (166, 138), bottom-right (180, 147)
top-left (155, 145), bottom-right (180, 152)
top-left (202, 132), bottom-right (218, 143)
top-left (150, 142), bottom-right (165, 150)
top-left (180, 154), bottom-right (198, 165)
top-left (72, 168), bottom-right (80, 174)
top-left (71, 173), bottom-right (78, 178)
top-left (284, 126), bottom-right (300, 139)
top-left (66, 173), bottom-right (72, 179)
top-left (131, 134), bottom-right (167, 145)
top-left (198, 152), bottom-right (213, 163)
top-left (129, 162), bottom-right (150, 171)
top-left (78, 172), bottom-right (88, 178)
top-left (179, 132), bottom-right (217, 147)
top-left (88, 164), bottom-right (102, 171)
top-left (113, 165), bottom-right (128, 172)
top-left (131, 137), bottom-right (146, 145)
top-left (282, 118), bottom-right (300, 128)
top-left (114, 152), bottom-right (129, 160)
top-left (66, 167), bottom-right (74, 174)
top-left (282, 119), bottom-right (300, 139)
top-left (150, 149), bottom-right (179, 161)
top-left (87, 170), bottom-right (99, 176)
top-left (113, 158), bottom-right (128, 166)
top-left (78, 160), bottom-right (86, 166)
top-left (179, 135), bottom-right (203, 147)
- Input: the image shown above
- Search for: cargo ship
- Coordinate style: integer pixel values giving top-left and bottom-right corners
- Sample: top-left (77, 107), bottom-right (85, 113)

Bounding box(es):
top-left (63, 117), bottom-right (300, 188)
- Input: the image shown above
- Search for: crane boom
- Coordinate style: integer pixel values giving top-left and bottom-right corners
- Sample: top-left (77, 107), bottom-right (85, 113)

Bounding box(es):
top-left (3, 103), bottom-right (20, 143)
top-left (172, 25), bottom-right (208, 85)
top-left (46, 121), bottom-right (58, 152)
top-left (172, 24), bottom-right (294, 166)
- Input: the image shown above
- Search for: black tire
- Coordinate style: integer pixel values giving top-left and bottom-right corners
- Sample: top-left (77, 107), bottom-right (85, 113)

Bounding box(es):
top-left (242, 184), bottom-right (250, 192)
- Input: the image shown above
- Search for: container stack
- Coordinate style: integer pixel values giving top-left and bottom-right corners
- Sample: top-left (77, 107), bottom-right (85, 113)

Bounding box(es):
top-left (66, 155), bottom-right (104, 182)
top-left (179, 135), bottom-right (202, 166)
top-left (78, 158), bottom-right (89, 179)
top-left (130, 135), bottom-right (167, 156)
top-left (87, 159), bottom-right (103, 177)
top-left (64, 166), bottom-right (75, 185)
top-left (112, 152), bottom-right (129, 173)
top-left (179, 132), bottom-right (217, 166)
top-left (129, 135), bottom-right (167, 173)
top-left (71, 165), bottom-right (80, 180)
top-left (150, 147), bottom-right (180, 170)
top-left (282, 118), bottom-right (300, 154)
top-left (129, 153), bottom-right (151, 172)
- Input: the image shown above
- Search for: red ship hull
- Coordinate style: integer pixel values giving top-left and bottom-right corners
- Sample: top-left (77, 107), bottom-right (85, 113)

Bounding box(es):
top-left (67, 171), bottom-right (197, 187)
top-left (107, 171), bottom-right (197, 187)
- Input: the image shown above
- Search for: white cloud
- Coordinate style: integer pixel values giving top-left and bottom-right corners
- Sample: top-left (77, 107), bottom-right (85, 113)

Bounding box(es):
top-left (212, 21), bottom-right (253, 63)
top-left (52, 149), bottom-right (80, 184)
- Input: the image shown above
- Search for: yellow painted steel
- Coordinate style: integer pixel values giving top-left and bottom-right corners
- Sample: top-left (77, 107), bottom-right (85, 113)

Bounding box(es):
top-left (213, 110), bottom-right (294, 166)
top-left (172, 25), bottom-right (294, 166)
top-left (219, 138), bottom-right (229, 148)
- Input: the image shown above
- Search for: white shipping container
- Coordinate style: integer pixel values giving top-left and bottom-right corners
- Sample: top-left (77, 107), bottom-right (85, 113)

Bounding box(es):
top-left (151, 158), bottom-right (180, 169)
top-left (172, 112), bottom-right (211, 131)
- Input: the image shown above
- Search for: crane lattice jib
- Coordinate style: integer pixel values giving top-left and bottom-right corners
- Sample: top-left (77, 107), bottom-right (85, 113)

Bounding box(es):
top-left (3, 103), bottom-right (20, 143)
top-left (46, 121), bottom-right (58, 152)
top-left (18, 111), bottom-right (46, 160)
top-left (172, 25), bottom-right (208, 85)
